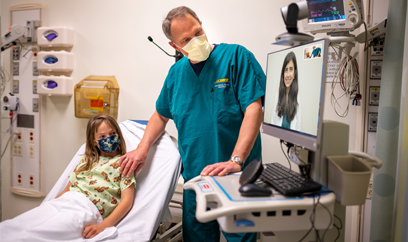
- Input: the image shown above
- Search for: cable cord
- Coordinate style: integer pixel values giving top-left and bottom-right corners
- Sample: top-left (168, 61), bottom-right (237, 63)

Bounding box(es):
top-left (298, 193), bottom-right (333, 242)
top-left (280, 140), bottom-right (292, 171)
top-left (1, 133), bottom-right (18, 158)
top-left (363, 21), bottom-right (368, 52)
top-left (330, 45), bottom-right (360, 117)
top-left (333, 215), bottom-right (343, 242)
top-left (293, 145), bottom-right (312, 178)
top-left (1, 110), bottom-right (19, 134)
top-left (0, 65), bottom-right (11, 97)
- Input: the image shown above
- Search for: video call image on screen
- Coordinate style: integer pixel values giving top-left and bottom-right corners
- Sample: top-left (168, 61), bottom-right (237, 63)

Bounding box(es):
top-left (263, 40), bottom-right (325, 137)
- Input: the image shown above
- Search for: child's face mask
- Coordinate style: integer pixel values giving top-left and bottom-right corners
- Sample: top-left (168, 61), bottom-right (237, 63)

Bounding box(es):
top-left (96, 134), bottom-right (121, 153)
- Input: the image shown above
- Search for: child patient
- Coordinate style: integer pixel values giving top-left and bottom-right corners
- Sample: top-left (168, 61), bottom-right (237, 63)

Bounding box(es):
top-left (0, 114), bottom-right (135, 240)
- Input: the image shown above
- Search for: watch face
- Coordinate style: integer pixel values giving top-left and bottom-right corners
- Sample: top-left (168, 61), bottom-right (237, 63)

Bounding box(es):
top-left (232, 156), bottom-right (242, 164)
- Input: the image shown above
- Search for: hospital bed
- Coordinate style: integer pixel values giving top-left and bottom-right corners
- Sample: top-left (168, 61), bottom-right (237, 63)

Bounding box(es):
top-left (43, 120), bottom-right (183, 242)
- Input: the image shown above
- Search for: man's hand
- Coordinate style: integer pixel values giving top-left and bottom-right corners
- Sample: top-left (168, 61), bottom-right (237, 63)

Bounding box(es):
top-left (119, 146), bottom-right (148, 178)
top-left (82, 223), bottom-right (106, 239)
top-left (201, 161), bottom-right (242, 176)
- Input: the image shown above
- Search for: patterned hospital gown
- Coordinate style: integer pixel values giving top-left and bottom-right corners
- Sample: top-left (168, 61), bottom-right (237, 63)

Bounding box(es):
top-left (69, 155), bottom-right (136, 219)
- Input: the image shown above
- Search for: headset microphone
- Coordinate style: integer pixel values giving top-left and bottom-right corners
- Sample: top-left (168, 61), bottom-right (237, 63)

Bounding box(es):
top-left (147, 36), bottom-right (183, 62)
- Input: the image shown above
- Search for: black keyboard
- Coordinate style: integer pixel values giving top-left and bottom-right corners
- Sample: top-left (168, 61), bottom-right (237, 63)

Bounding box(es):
top-left (260, 163), bottom-right (322, 196)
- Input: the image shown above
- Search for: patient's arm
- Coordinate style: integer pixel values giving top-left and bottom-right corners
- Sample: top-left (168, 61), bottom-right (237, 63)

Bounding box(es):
top-left (82, 185), bottom-right (135, 239)
top-left (56, 181), bottom-right (72, 199)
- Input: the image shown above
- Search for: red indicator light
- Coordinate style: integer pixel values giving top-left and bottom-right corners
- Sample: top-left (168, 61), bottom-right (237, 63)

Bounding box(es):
top-left (34, 53), bottom-right (37, 57)
top-left (30, 181), bottom-right (33, 185)
top-left (18, 136), bottom-right (21, 139)
top-left (18, 179), bottom-right (21, 183)
top-left (30, 177), bottom-right (33, 180)
top-left (18, 175), bottom-right (21, 178)
top-left (30, 137), bottom-right (33, 141)
top-left (30, 132), bottom-right (33, 136)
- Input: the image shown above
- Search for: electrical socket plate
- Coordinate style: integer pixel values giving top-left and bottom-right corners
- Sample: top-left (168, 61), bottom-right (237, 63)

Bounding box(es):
top-left (368, 113), bottom-right (378, 132)
top-left (29, 144), bottom-right (35, 158)
top-left (13, 80), bottom-right (19, 94)
top-left (371, 61), bottom-right (383, 79)
top-left (33, 80), bottom-right (37, 94)
top-left (13, 62), bottom-right (19, 76)
top-left (369, 86), bottom-right (380, 106)
top-left (13, 142), bottom-right (23, 157)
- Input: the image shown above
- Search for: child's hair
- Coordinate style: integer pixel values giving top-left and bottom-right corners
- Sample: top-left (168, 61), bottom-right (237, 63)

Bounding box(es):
top-left (76, 114), bottom-right (126, 174)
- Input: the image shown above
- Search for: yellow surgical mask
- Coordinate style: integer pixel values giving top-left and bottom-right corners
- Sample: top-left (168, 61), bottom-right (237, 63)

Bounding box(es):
top-left (177, 34), bottom-right (211, 62)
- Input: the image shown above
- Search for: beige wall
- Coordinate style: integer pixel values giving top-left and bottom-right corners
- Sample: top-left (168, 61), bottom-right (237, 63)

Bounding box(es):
top-left (1, 0), bottom-right (364, 229)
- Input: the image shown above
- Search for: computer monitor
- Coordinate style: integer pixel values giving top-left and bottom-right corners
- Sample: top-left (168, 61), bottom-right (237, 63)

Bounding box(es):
top-left (262, 39), bottom-right (329, 152)
top-left (304, 0), bottom-right (362, 34)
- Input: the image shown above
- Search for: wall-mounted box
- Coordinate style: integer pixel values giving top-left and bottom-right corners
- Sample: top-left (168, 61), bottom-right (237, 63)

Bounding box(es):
top-left (37, 75), bottom-right (73, 96)
top-left (37, 26), bottom-right (74, 48)
top-left (37, 51), bottom-right (74, 72)
top-left (74, 76), bottom-right (119, 119)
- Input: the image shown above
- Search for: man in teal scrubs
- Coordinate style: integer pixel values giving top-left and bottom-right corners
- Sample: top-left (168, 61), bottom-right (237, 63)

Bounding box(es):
top-left (310, 46), bottom-right (321, 58)
top-left (119, 6), bottom-right (265, 242)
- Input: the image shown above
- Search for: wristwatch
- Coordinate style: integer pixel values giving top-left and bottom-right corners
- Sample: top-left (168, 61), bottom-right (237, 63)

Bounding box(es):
top-left (230, 155), bottom-right (243, 167)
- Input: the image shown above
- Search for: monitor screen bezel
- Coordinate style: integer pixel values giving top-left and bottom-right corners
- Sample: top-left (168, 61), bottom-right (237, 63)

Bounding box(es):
top-left (261, 39), bottom-right (329, 152)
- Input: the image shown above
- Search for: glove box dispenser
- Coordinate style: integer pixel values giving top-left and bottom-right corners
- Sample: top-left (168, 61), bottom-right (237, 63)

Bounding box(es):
top-left (37, 51), bottom-right (74, 72)
top-left (37, 75), bottom-right (73, 96)
top-left (74, 76), bottom-right (119, 119)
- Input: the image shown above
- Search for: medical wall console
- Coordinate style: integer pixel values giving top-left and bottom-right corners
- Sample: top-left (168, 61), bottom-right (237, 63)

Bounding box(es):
top-left (0, 3), bottom-right (48, 197)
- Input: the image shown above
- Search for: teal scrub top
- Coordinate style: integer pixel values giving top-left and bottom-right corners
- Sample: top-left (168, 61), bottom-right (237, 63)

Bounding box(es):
top-left (156, 44), bottom-right (266, 181)
top-left (282, 114), bottom-right (291, 129)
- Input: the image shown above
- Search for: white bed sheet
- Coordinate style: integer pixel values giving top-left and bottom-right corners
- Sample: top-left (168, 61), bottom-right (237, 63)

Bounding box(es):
top-left (43, 120), bottom-right (182, 242)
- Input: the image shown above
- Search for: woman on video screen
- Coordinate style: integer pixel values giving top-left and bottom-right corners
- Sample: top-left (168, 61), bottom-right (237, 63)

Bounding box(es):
top-left (272, 51), bottom-right (301, 131)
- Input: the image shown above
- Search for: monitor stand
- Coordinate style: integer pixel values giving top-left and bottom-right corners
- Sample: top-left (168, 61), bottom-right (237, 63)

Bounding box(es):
top-left (310, 120), bottom-right (349, 241)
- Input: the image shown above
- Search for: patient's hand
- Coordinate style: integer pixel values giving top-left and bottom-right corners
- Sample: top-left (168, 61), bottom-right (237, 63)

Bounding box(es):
top-left (119, 146), bottom-right (148, 178)
top-left (83, 223), bottom-right (106, 239)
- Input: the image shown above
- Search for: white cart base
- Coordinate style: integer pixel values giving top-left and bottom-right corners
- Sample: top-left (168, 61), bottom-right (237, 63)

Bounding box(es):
top-left (184, 174), bottom-right (335, 235)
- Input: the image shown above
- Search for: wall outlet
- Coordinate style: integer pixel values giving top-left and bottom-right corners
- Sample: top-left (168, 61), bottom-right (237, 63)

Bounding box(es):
top-left (33, 62), bottom-right (39, 76)
top-left (17, 172), bottom-right (22, 186)
top-left (13, 142), bottom-right (23, 157)
top-left (370, 61), bottom-right (383, 79)
top-left (13, 80), bottom-right (19, 94)
top-left (33, 80), bottom-right (38, 94)
top-left (29, 173), bottom-right (34, 188)
top-left (369, 87), bottom-right (380, 106)
top-left (29, 144), bottom-right (35, 158)
top-left (32, 98), bottom-right (39, 112)
top-left (13, 62), bottom-right (19, 76)
top-left (368, 113), bottom-right (378, 132)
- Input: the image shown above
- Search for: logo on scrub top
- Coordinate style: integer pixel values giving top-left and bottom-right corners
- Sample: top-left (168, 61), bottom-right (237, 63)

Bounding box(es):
top-left (214, 78), bottom-right (230, 89)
